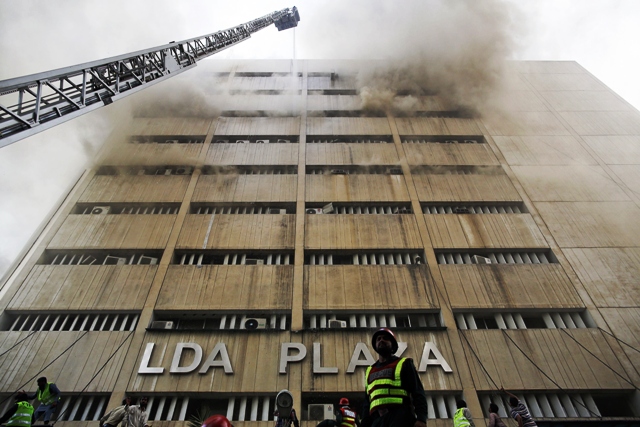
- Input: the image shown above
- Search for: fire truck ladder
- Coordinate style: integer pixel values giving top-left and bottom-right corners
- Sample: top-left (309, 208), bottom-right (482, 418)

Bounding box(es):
top-left (0, 7), bottom-right (300, 148)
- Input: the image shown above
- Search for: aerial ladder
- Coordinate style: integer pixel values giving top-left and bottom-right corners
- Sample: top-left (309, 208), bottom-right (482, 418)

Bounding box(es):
top-left (0, 6), bottom-right (300, 148)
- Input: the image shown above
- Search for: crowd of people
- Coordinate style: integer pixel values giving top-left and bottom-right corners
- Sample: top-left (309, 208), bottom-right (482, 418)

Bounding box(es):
top-left (2, 329), bottom-right (538, 427)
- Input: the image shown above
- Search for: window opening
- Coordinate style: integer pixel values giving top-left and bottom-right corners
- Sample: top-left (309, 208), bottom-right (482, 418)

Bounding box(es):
top-left (435, 250), bottom-right (557, 265)
top-left (174, 251), bottom-right (294, 266)
top-left (422, 203), bottom-right (527, 214)
top-left (304, 251), bottom-right (423, 265)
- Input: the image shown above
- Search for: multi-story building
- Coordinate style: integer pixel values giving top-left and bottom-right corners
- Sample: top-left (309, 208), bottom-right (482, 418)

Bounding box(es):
top-left (1, 59), bottom-right (639, 426)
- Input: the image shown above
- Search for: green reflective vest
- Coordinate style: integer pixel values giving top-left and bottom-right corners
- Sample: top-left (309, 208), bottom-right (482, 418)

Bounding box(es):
top-left (36, 383), bottom-right (58, 406)
top-left (7, 401), bottom-right (34, 427)
top-left (365, 358), bottom-right (410, 413)
top-left (454, 408), bottom-right (471, 427)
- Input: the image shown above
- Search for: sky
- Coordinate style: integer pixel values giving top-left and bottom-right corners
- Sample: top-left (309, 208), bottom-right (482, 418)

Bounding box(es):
top-left (1, 0), bottom-right (640, 279)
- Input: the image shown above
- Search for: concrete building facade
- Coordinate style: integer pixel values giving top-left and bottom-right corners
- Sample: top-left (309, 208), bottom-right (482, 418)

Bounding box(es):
top-left (1, 59), bottom-right (639, 426)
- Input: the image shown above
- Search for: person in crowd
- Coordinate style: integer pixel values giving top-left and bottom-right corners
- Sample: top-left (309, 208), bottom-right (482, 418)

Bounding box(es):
top-left (501, 388), bottom-right (537, 427)
top-left (453, 400), bottom-right (474, 427)
top-left (125, 396), bottom-right (149, 427)
top-left (487, 403), bottom-right (506, 427)
top-left (99, 396), bottom-right (132, 427)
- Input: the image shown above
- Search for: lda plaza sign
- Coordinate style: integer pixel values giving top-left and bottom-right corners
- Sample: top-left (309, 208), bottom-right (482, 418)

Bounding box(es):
top-left (138, 341), bottom-right (453, 375)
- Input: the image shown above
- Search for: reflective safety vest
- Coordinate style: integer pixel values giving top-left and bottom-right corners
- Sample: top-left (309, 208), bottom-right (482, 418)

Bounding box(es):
top-left (338, 406), bottom-right (357, 427)
top-left (365, 358), bottom-right (410, 414)
top-left (36, 383), bottom-right (58, 406)
top-left (454, 408), bottom-right (471, 427)
top-left (7, 401), bottom-right (34, 427)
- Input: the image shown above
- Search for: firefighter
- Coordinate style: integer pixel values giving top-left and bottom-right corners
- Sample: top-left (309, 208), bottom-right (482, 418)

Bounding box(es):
top-left (453, 400), bottom-right (474, 427)
top-left (0, 393), bottom-right (34, 427)
top-left (363, 328), bottom-right (427, 427)
top-left (336, 398), bottom-right (360, 427)
top-left (23, 377), bottom-right (60, 425)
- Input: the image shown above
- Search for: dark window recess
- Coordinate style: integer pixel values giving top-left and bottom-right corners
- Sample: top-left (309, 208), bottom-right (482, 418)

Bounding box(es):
top-left (305, 251), bottom-right (424, 266)
top-left (0, 311), bottom-right (139, 332)
top-left (305, 311), bottom-right (443, 330)
top-left (307, 135), bottom-right (392, 143)
top-left (402, 135), bottom-right (485, 144)
top-left (305, 203), bottom-right (412, 215)
top-left (306, 166), bottom-right (403, 175)
top-left (150, 312), bottom-right (289, 331)
top-left (212, 136), bottom-right (298, 143)
top-left (96, 165), bottom-right (194, 176)
top-left (202, 165), bottom-right (297, 175)
top-left (130, 135), bottom-right (205, 144)
top-left (228, 89), bottom-right (302, 95)
top-left (411, 165), bottom-right (504, 175)
top-left (191, 203), bottom-right (295, 214)
top-left (174, 251), bottom-right (294, 266)
top-left (220, 111), bottom-right (298, 117)
top-left (303, 393), bottom-right (460, 420)
top-left (456, 311), bottom-right (595, 330)
top-left (307, 110), bottom-right (386, 117)
top-left (435, 250), bottom-right (558, 265)
top-left (39, 250), bottom-right (162, 266)
top-left (410, 111), bottom-right (464, 118)
top-left (307, 89), bottom-right (358, 95)
top-left (73, 203), bottom-right (181, 215)
top-left (422, 203), bottom-right (527, 214)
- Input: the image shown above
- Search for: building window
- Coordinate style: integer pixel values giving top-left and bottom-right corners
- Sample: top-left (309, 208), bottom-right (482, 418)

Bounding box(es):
top-left (0, 394), bottom-right (110, 421)
top-left (307, 135), bottom-right (392, 143)
top-left (478, 392), bottom-right (635, 419)
top-left (212, 136), bottom-right (298, 143)
top-left (191, 203), bottom-right (295, 214)
top-left (0, 312), bottom-right (139, 332)
top-left (96, 166), bottom-right (193, 176)
top-left (305, 251), bottom-right (423, 265)
top-left (39, 250), bottom-right (162, 266)
top-left (411, 165), bottom-right (505, 175)
top-left (202, 165), bottom-right (297, 175)
top-left (402, 136), bottom-right (485, 144)
top-left (435, 250), bottom-right (557, 265)
top-left (306, 203), bottom-right (412, 214)
top-left (305, 311), bottom-right (443, 330)
top-left (127, 395), bottom-right (276, 422)
top-left (306, 166), bottom-right (402, 175)
top-left (74, 203), bottom-right (181, 215)
top-left (307, 110), bottom-right (386, 117)
top-left (130, 135), bottom-right (205, 144)
top-left (174, 251), bottom-right (293, 265)
top-left (303, 393), bottom-right (461, 421)
top-left (422, 203), bottom-right (527, 214)
top-left (149, 312), bottom-right (288, 331)
top-left (455, 310), bottom-right (595, 330)
top-left (307, 89), bottom-right (358, 95)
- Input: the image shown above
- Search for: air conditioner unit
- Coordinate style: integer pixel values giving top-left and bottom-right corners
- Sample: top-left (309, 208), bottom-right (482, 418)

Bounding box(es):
top-left (388, 168), bottom-right (403, 175)
top-left (308, 404), bottom-right (335, 421)
top-left (473, 255), bottom-right (492, 264)
top-left (322, 203), bottom-right (334, 214)
top-left (393, 207), bottom-right (409, 214)
top-left (105, 256), bottom-right (127, 265)
top-left (150, 321), bottom-right (174, 330)
top-left (444, 140), bottom-right (457, 144)
top-left (277, 139), bottom-right (290, 143)
top-left (215, 139), bottom-right (229, 144)
top-left (413, 255), bottom-right (422, 265)
top-left (463, 139), bottom-right (479, 144)
top-left (306, 208), bottom-right (323, 214)
top-left (237, 139), bottom-right (250, 143)
top-left (328, 320), bottom-right (347, 328)
top-left (268, 208), bottom-right (287, 214)
top-left (175, 167), bottom-right (193, 175)
top-left (331, 169), bottom-right (348, 175)
top-left (255, 139), bottom-right (269, 144)
top-left (165, 139), bottom-right (179, 144)
top-left (245, 259), bottom-right (264, 265)
top-left (454, 207), bottom-right (470, 214)
top-left (91, 206), bottom-right (111, 215)
top-left (244, 318), bottom-right (267, 330)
